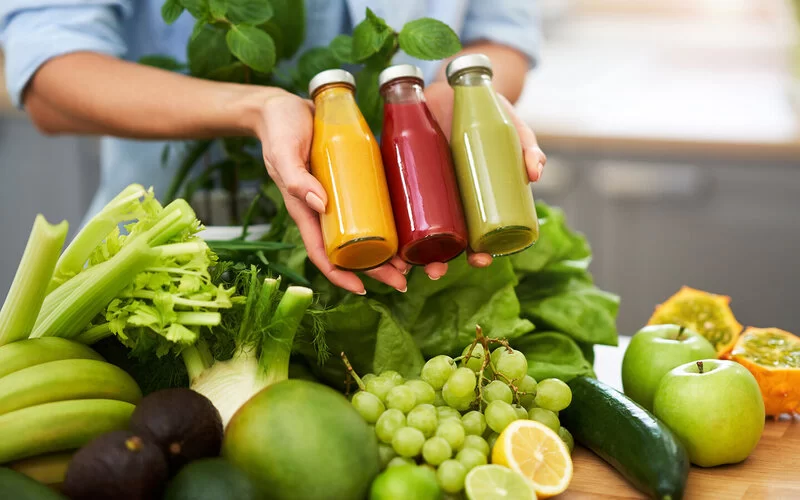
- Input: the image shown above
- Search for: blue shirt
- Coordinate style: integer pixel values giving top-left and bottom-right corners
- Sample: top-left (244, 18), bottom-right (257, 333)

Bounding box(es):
top-left (1, 0), bottom-right (540, 221)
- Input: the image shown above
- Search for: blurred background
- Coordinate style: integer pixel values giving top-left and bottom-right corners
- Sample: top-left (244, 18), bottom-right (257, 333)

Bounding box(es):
top-left (1, 0), bottom-right (799, 337)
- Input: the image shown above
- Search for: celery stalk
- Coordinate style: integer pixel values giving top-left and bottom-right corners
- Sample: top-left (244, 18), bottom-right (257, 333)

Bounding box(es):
top-left (30, 238), bottom-right (159, 339)
top-left (48, 184), bottom-right (150, 293)
top-left (0, 215), bottom-right (68, 346)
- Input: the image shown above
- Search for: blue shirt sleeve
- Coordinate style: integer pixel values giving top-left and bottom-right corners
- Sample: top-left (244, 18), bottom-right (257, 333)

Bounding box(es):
top-left (0, 1), bottom-right (132, 108)
top-left (461, 0), bottom-right (540, 69)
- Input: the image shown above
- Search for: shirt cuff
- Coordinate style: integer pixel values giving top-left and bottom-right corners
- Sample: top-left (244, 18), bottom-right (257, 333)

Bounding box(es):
top-left (460, 1), bottom-right (541, 70)
top-left (1, 5), bottom-right (127, 109)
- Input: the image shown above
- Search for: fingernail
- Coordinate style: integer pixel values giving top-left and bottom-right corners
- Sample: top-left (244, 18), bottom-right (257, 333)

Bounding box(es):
top-left (355, 289), bottom-right (367, 296)
top-left (401, 266), bottom-right (410, 275)
top-left (305, 192), bottom-right (326, 213)
top-left (428, 274), bottom-right (441, 281)
top-left (537, 162), bottom-right (544, 179)
top-left (396, 286), bottom-right (407, 293)
top-left (475, 255), bottom-right (491, 267)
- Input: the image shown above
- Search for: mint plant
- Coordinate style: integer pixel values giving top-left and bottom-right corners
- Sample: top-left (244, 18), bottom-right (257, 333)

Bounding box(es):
top-left (141, 1), bottom-right (461, 227)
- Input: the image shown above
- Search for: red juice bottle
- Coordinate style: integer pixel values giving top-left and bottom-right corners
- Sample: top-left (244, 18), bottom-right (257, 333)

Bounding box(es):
top-left (378, 64), bottom-right (468, 266)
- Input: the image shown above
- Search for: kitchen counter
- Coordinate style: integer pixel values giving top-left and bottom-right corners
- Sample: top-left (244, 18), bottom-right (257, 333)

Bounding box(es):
top-left (563, 337), bottom-right (800, 499)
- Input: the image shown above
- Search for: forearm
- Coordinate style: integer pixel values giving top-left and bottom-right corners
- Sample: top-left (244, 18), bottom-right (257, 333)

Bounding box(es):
top-left (434, 41), bottom-right (529, 103)
top-left (23, 51), bottom-right (278, 139)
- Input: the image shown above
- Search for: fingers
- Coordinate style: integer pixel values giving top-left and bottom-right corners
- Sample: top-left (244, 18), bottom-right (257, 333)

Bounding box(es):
top-left (284, 196), bottom-right (366, 295)
top-left (364, 265), bottom-right (407, 293)
top-left (270, 149), bottom-right (329, 214)
top-left (389, 256), bottom-right (411, 276)
top-left (467, 251), bottom-right (493, 268)
top-left (498, 95), bottom-right (547, 183)
top-left (424, 262), bottom-right (447, 280)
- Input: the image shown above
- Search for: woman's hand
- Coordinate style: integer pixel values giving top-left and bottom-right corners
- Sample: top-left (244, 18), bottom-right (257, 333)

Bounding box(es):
top-left (422, 81), bottom-right (547, 278)
top-left (253, 90), bottom-right (409, 295)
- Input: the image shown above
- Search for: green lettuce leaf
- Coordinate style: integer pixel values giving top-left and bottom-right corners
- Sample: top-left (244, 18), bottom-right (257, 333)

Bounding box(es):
top-left (512, 331), bottom-right (596, 382)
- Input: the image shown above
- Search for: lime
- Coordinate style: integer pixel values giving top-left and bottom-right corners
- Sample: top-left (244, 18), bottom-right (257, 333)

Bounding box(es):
top-left (464, 465), bottom-right (537, 500)
top-left (369, 464), bottom-right (442, 500)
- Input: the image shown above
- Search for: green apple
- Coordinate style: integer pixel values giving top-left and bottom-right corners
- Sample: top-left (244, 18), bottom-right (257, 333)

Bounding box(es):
top-left (621, 324), bottom-right (717, 411)
top-left (653, 359), bottom-right (765, 467)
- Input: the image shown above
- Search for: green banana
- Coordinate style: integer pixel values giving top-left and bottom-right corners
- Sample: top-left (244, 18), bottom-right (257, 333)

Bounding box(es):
top-left (10, 451), bottom-right (73, 486)
top-left (0, 338), bottom-right (103, 379)
top-left (0, 399), bottom-right (135, 463)
top-left (0, 359), bottom-right (142, 416)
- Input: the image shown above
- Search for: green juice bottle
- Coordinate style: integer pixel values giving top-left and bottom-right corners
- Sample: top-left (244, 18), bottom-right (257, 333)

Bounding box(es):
top-left (447, 54), bottom-right (539, 256)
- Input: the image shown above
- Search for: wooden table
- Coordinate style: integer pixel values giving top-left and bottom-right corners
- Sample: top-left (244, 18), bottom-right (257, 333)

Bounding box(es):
top-left (559, 415), bottom-right (800, 499)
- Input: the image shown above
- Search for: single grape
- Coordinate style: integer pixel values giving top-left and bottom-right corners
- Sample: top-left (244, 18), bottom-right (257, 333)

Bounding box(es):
top-left (516, 375), bottom-right (538, 408)
top-left (392, 426), bottom-right (426, 458)
top-left (461, 411), bottom-right (487, 436)
top-left (375, 409), bottom-right (406, 444)
top-left (366, 376), bottom-right (398, 402)
top-left (558, 426), bottom-right (575, 453)
top-left (528, 407), bottom-right (560, 433)
top-left (436, 459), bottom-right (467, 494)
top-left (381, 370), bottom-right (405, 386)
top-left (486, 432), bottom-right (499, 451)
top-left (444, 367), bottom-right (477, 398)
top-left (493, 349), bottom-right (528, 381)
top-left (456, 447), bottom-right (488, 471)
top-left (386, 456), bottom-right (415, 469)
top-left (437, 406), bottom-right (462, 422)
top-left (405, 379), bottom-right (436, 405)
top-left (362, 373), bottom-right (377, 386)
top-left (460, 343), bottom-right (485, 372)
top-left (534, 378), bottom-right (573, 412)
top-left (351, 391), bottom-right (385, 424)
top-left (407, 404), bottom-right (438, 438)
top-left (442, 387), bottom-right (473, 411)
top-left (386, 385), bottom-right (417, 414)
top-left (462, 435), bottom-right (490, 456)
top-left (421, 355), bottom-right (456, 390)
top-left (378, 443), bottom-right (397, 468)
top-left (512, 404), bottom-right (529, 420)
top-left (483, 380), bottom-right (513, 404)
top-left (422, 436), bottom-right (452, 466)
top-left (485, 401), bottom-right (518, 433)
top-left (436, 419), bottom-right (466, 451)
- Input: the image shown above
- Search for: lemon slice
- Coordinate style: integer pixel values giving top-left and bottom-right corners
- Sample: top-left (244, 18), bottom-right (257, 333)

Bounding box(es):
top-left (464, 464), bottom-right (537, 500)
top-left (491, 420), bottom-right (572, 498)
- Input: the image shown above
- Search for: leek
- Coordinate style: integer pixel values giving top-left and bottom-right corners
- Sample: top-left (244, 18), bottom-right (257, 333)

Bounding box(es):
top-left (0, 215), bottom-right (68, 346)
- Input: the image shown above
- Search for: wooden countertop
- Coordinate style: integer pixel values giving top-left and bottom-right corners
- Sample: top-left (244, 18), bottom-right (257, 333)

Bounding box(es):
top-left (561, 416), bottom-right (800, 499)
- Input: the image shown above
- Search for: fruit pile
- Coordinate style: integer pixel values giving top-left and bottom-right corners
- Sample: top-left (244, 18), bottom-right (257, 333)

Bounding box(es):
top-left (345, 328), bottom-right (574, 496)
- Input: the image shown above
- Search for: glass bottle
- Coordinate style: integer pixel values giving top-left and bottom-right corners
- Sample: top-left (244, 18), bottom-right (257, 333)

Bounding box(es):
top-left (379, 64), bottom-right (468, 266)
top-left (309, 69), bottom-right (398, 271)
top-left (447, 54), bottom-right (539, 256)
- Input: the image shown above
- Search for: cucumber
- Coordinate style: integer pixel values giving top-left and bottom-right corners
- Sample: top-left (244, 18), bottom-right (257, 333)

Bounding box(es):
top-left (0, 467), bottom-right (68, 499)
top-left (559, 377), bottom-right (689, 500)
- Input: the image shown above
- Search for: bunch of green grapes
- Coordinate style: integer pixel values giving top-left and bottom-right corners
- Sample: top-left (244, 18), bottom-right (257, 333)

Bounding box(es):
top-left (348, 337), bottom-right (575, 496)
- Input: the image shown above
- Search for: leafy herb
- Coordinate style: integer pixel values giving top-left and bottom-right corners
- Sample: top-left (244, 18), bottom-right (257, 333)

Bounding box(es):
top-left (512, 332), bottom-right (597, 382)
top-left (225, 25), bottom-right (276, 74)
top-left (398, 18), bottom-right (461, 60)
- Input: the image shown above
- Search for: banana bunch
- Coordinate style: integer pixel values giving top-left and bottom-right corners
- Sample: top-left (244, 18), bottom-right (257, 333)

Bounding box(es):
top-left (0, 338), bottom-right (141, 477)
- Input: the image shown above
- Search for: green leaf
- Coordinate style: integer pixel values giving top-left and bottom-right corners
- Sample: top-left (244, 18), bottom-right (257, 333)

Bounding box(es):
top-left (268, 0), bottom-right (305, 59)
top-left (208, 0), bottom-right (226, 19)
top-left (365, 7), bottom-right (389, 31)
top-left (190, 18), bottom-right (206, 41)
top-left (187, 24), bottom-right (233, 77)
top-left (260, 21), bottom-right (285, 60)
top-left (512, 332), bottom-right (596, 382)
top-left (398, 17), bottom-right (462, 60)
top-left (206, 61), bottom-right (247, 82)
top-left (511, 203), bottom-right (591, 274)
top-left (138, 55), bottom-right (186, 71)
top-left (161, 0), bottom-right (185, 24)
top-left (297, 47), bottom-right (340, 92)
top-left (178, 0), bottom-right (209, 19)
top-left (329, 34), bottom-right (355, 63)
top-left (355, 65), bottom-right (384, 135)
top-left (227, 0), bottom-right (273, 25)
top-left (226, 25), bottom-right (276, 74)
top-left (351, 11), bottom-right (393, 62)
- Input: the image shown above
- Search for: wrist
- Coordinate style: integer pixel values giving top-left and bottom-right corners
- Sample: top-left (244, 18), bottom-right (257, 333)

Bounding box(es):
top-left (221, 84), bottom-right (288, 137)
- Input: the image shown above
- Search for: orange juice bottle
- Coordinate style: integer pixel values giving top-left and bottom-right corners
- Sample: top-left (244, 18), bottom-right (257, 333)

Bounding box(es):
top-left (309, 69), bottom-right (398, 271)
